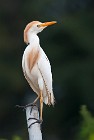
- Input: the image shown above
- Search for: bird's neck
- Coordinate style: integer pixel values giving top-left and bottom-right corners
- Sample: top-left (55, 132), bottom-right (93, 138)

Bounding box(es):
top-left (28, 33), bottom-right (39, 46)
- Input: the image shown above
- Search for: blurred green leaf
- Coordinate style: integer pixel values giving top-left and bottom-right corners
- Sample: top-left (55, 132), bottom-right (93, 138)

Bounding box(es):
top-left (76, 105), bottom-right (94, 140)
top-left (89, 134), bottom-right (94, 140)
top-left (12, 135), bottom-right (22, 140)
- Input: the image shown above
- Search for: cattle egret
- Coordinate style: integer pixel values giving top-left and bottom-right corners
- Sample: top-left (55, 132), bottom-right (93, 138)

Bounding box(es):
top-left (22, 21), bottom-right (56, 122)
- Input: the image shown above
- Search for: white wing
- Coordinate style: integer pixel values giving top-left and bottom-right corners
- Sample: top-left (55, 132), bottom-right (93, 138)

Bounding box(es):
top-left (22, 52), bottom-right (39, 95)
top-left (38, 47), bottom-right (55, 105)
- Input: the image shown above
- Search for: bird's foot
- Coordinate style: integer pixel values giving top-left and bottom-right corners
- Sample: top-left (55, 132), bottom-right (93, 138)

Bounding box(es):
top-left (28, 117), bottom-right (43, 128)
top-left (16, 103), bottom-right (37, 111)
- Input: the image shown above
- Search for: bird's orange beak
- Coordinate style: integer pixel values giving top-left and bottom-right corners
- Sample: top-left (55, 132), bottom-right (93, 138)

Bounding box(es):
top-left (39, 21), bottom-right (57, 27)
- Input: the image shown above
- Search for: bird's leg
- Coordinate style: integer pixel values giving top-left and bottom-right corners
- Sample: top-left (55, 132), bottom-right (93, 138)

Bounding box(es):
top-left (40, 90), bottom-right (43, 121)
top-left (29, 94), bottom-right (40, 114)
top-left (27, 91), bottom-right (43, 128)
top-left (33, 94), bottom-right (40, 105)
top-left (16, 94), bottom-right (40, 111)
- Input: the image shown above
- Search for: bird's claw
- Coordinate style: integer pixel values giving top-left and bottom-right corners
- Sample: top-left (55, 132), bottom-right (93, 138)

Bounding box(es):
top-left (28, 117), bottom-right (43, 128)
top-left (16, 104), bottom-right (37, 110)
top-left (16, 105), bottom-right (26, 111)
top-left (16, 104), bottom-right (42, 128)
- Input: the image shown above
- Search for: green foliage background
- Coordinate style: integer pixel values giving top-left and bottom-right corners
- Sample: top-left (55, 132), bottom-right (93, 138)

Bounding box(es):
top-left (0, 0), bottom-right (94, 140)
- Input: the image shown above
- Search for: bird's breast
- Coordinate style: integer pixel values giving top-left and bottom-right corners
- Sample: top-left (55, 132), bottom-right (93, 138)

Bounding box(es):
top-left (26, 47), bottom-right (40, 72)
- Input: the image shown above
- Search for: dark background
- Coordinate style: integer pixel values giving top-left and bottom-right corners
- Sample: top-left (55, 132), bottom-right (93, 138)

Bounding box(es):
top-left (0, 0), bottom-right (94, 140)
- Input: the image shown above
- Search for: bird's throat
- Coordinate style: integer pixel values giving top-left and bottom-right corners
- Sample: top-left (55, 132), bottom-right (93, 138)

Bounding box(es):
top-left (28, 33), bottom-right (39, 45)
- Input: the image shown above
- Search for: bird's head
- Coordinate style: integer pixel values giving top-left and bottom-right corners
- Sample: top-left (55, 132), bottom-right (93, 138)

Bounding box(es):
top-left (24, 21), bottom-right (57, 44)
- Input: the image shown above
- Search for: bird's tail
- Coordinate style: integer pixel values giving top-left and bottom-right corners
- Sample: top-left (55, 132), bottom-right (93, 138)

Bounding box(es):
top-left (43, 92), bottom-right (55, 106)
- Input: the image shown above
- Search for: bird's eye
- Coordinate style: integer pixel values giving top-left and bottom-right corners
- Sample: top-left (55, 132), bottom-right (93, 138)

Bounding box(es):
top-left (37, 25), bottom-right (40, 28)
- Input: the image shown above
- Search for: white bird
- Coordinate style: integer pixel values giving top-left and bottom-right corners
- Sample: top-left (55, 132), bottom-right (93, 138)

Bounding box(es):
top-left (22, 21), bottom-right (56, 121)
